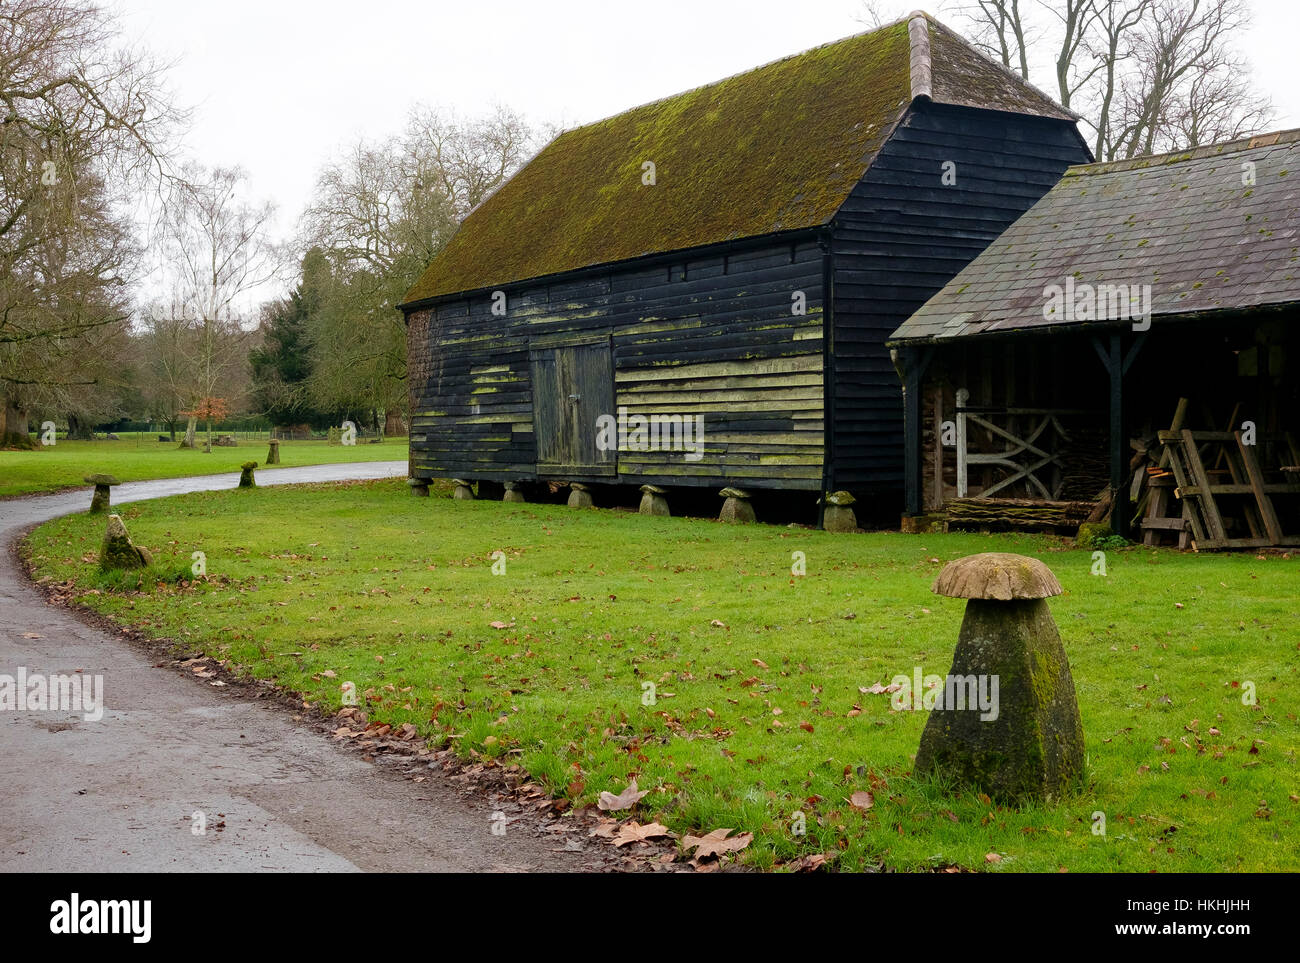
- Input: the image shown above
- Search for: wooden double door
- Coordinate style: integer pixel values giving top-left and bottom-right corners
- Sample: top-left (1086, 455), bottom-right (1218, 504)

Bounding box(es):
top-left (530, 336), bottom-right (616, 476)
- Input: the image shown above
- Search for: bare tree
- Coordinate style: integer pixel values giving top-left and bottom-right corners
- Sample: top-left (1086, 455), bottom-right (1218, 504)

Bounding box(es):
top-left (960, 0), bottom-right (1033, 78)
top-left (955, 0), bottom-right (1273, 161)
top-left (0, 0), bottom-right (180, 445)
top-left (297, 104), bottom-right (541, 431)
top-left (1110, 0), bottom-right (1271, 158)
top-left (1084, 0), bottom-right (1153, 159)
top-left (152, 162), bottom-right (277, 447)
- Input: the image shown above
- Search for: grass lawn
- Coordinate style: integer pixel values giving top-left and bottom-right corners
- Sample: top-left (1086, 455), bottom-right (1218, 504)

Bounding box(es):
top-left (0, 437), bottom-right (408, 498)
top-left (21, 478), bottom-right (1299, 872)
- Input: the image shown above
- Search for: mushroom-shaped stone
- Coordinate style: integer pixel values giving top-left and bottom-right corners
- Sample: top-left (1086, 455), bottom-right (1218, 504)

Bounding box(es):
top-left (914, 552), bottom-right (1082, 803)
top-left (718, 487), bottom-right (755, 524)
top-left (238, 461), bottom-right (258, 488)
top-left (100, 514), bottom-right (151, 571)
top-left (265, 438), bottom-right (281, 464)
top-left (84, 474), bottom-right (121, 514)
top-left (567, 482), bottom-right (594, 509)
top-left (452, 478), bottom-right (475, 500)
top-left (931, 552), bottom-right (1063, 601)
top-left (821, 490), bottom-right (858, 533)
top-left (503, 481), bottom-right (526, 503)
top-left (638, 484), bottom-right (670, 517)
top-left (407, 477), bottom-right (430, 497)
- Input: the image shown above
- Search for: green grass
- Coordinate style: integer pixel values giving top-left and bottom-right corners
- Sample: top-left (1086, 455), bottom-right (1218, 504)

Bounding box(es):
top-left (21, 479), bottom-right (1299, 872)
top-left (0, 437), bottom-right (408, 497)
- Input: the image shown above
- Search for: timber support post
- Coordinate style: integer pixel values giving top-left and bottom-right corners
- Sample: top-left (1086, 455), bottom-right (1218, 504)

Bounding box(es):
top-left (1091, 330), bottom-right (1146, 540)
top-left (901, 346), bottom-right (934, 518)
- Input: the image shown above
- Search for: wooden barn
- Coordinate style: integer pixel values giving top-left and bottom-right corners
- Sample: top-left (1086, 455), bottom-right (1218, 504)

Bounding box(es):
top-left (399, 12), bottom-right (1091, 515)
top-left (889, 129), bottom-right (1300, 548)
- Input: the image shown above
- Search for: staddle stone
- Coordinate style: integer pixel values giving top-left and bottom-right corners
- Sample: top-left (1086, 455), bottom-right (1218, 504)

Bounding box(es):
top-left (567, 482), bottom-right (594, 508)
top-left (266, 438), bottom-right (281, 464)
top-left (100, 514), bottom-right (151, 571)
top-left (238, 461), bottom-right (258, 488)
top-left (914, 553), bottom-right (1083, 803)
top-left (84, 474), bottom-right (120, 514)
top-left (822, 490), bottom-right (857, 532)
top-left (718, 487), bottom-right (755, 524)
top-left (452, 479), bottom-right (475, 500)
top-left (503, 481), bottom-right (526, 503)
top-left (639, 484), bottom-right (669, 516)
top-left (408, 477), bottom-right (430, 497)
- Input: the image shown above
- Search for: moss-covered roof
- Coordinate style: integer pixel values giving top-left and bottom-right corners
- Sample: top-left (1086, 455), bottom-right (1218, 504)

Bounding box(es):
top-left (402, 12), bottom-right (1077, 306)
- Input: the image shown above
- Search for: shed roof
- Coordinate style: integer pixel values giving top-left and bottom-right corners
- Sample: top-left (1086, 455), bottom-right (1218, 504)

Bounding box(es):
top-left (401, 11), bottom-right (1076, 307)
top-left (890, 129), bottom-right (1300, 342)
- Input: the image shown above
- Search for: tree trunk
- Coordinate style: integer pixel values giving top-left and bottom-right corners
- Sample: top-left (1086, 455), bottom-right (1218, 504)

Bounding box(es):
top-left (1, 397), bottom-right (34, 449)
top-left (384, 409), bottom-right (406, 437)
top-left (66, 413), bottom-right (94, 441)
top-left (180, 415), bottom-right (197, 448)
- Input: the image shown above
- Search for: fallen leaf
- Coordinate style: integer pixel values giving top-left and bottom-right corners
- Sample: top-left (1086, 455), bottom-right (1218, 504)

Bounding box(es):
top-left (612, 821), bottom-right (671, 847)
top-left (683, 828), bottom-right (753, 859)
top-left (597, 779), bottom-right (648, 812)
top-left (786, 853), bottom-right (829, 872)
top-left (849, 790), bottom-right (874, 810)
top-left (752, 658), bottom-right (769, 669)
top-left (489, 620), bottom-right (514, 630)
top-left (985, 853), bottom-right (1002, 863)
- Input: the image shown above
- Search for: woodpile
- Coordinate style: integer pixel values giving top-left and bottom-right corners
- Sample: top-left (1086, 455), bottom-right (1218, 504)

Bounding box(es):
top-left (946, 497), bottom-right (1096, 531)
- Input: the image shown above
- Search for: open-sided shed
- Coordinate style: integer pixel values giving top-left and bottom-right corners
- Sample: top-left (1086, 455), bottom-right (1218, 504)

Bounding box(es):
top-left (889, 129), bottom-right (1300, 547)
top-left (399, 12), bottom-right (1089, 513)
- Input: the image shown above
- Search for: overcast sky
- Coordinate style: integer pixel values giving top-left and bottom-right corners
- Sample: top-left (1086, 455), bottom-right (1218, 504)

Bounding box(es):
top-left (112, 0), bottom-right (1299, 305)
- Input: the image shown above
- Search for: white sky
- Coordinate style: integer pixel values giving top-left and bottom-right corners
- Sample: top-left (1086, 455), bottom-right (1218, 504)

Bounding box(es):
top-left (111, 0), bottom-right (1300, 307)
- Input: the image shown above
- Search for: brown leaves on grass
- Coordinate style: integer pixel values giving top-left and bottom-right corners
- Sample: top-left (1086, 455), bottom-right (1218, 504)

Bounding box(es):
top-left (861, 681), bottom-right (903, 695)
top-left (597, 779), bottom-right (648, 812)
top-left (785, 853), bottom-right (830, 872)
top-left (849, 790), bottom-right (874, 810)
top-left (613, 821), bottom-right (672, 847)
top-left (682, 828), bottom-right (753, 860)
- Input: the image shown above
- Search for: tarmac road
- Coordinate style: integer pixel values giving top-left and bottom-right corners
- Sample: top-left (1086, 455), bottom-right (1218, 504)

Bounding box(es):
top-left (0, 463), bottom-right (608, 872)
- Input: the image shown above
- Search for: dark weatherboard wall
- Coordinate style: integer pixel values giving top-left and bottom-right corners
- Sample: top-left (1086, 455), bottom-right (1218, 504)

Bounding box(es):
top-left (406, 236), bottom-right (827, 490)
top-left (827, 100), bottom-right (1092, 492)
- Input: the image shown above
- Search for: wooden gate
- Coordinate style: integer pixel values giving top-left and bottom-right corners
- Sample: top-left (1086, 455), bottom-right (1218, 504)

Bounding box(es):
top-left (530, 337), bottom-right (616, 476)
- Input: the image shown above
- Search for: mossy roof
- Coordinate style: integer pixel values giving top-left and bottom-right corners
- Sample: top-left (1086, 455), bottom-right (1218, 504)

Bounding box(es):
top-left (402, 12), bottom-right (1076, 306)
top-left (890, 128), bottom-right (1300, 342)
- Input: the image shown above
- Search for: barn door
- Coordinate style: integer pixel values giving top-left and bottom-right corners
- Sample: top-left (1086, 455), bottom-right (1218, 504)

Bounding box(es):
top-left (530, 337), bottom-right (616, 476)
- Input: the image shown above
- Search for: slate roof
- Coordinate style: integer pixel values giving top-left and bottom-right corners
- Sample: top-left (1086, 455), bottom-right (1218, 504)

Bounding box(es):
top-left (401, 11), bottom-right (1076, 307)
top-left (890, 128), bottom-right (1300, 342)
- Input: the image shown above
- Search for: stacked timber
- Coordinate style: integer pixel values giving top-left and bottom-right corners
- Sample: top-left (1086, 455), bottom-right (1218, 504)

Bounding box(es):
top-left (947, 497), bottom-right (1096, 531)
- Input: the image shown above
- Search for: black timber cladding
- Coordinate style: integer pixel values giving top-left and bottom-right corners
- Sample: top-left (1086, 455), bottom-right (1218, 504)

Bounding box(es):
top-left (409, 237), bottom-right (827, 489)
top-left (828, 101), bottom-right (1092, 490)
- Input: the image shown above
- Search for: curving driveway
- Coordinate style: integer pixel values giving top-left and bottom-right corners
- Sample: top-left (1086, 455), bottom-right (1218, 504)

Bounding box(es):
top-left (0, 463), bottom-right (607, 872)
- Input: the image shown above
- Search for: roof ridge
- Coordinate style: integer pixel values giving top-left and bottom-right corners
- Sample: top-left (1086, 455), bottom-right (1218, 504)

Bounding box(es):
top-left (548, 18), bottom-right (913, 142)
top-left (1064, 127), bottom-right (1300, 175)
top-left (907, 13), bottom-right (933, 100)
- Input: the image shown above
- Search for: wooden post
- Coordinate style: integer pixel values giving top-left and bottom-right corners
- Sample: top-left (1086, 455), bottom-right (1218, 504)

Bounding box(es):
top-left (1107, 334), bottom-right (1128, 539)
top-left (902, 347), bottom-right (932, 517)
top-left (955, 387), bottom-right (969, 498)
